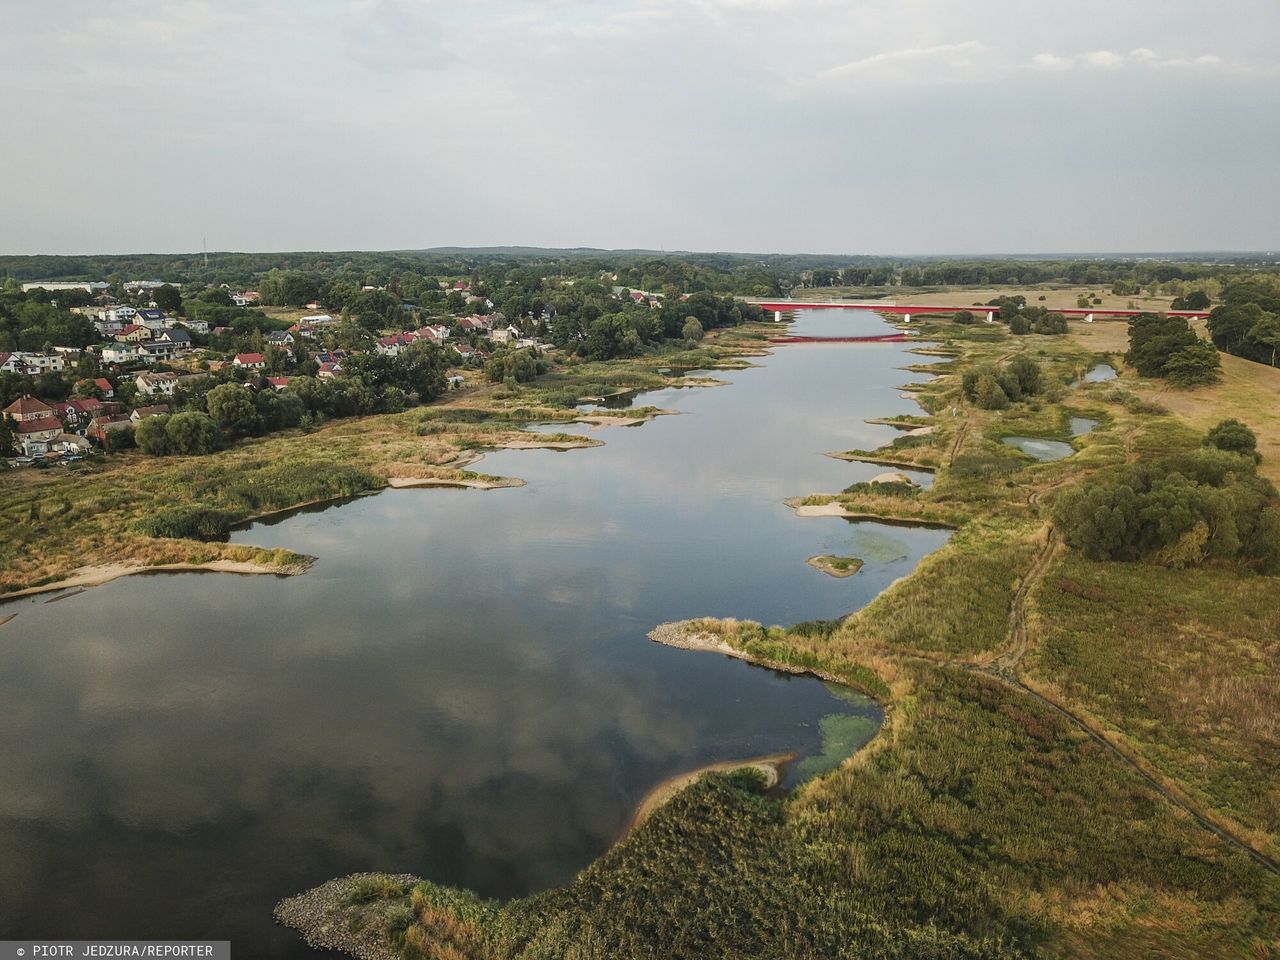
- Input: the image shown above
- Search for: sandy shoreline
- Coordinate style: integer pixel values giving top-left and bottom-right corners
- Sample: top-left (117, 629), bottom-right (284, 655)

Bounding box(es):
top-left (624, 752), bottom-right (793, 836)
top-left (783, 497), bottom-right (955, 528)
top-left (647, 620), bottom-right (852, 686)
top-left (386, 475), bottom-right (525, 490)
top-left (827, 451), bottom-right (937, 472)
top-left (0, 559), bottom-right (304, 604)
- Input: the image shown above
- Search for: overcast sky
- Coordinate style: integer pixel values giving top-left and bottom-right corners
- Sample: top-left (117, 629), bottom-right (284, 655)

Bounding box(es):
top-left (3, 0), bottom-right (1278, 256)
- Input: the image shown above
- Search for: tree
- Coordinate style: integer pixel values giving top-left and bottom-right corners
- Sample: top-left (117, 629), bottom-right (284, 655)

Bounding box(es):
top-left (1007, 356), bottom-right (1043, 396)
top-left (0, 415), bottom-right (16, 457)
top-left (1126, 313), bottom-right (1199, 378)
top-left (1172, 290), bottom-right (1211, 310)
top-left (682, 317), bottom-right (704, 341)
top-left (952, 310), bottom-right (975, 325)
top-left (153, 284), bottom-right (182, 314)
top-left (166, 411), bottom-right (220, 455)
top-left (1163, 341), bottom-right (1221, 387)
top-left (1205, 419), bottom-right (1259, 460)
top-left (1249, 315), bottom-right (1280, 367)
top-left (134, 414), bottom-right (173, 456)
top-left (206, 382), bottom-right (260, 437)
top-left (972, 374), bottom-right (1009, 410)
top-left (1207, 302), bottom-right (1269, 356)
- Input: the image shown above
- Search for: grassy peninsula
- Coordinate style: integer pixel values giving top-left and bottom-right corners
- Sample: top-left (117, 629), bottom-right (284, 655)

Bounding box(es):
top-left (276, 313), bottom-right (1280, 959)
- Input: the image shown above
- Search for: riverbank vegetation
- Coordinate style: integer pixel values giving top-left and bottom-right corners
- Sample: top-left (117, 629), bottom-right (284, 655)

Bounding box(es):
top-left (278, 304), bottom-right (1280, 959)
top-left (0, 325), bottom-right (770, 596)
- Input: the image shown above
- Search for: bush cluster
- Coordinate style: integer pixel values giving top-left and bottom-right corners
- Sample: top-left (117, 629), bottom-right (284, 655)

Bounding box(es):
top-left (1125, 313), bottom-right (1221, 386)
top-left (961, 356), bottom-right (1044, 410)
top-left (1052, 448), bottom-right (1280, 571)
top-left (136, 506), bottom-right (234, 540)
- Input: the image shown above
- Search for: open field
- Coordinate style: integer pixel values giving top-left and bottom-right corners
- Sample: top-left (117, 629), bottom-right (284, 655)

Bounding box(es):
top-left (278, 309), bottom-right (1280, 959)
top-left (793, 285), bottom-right (1179, 313)
top-left (1068, 317), bottom-right (1280, 482)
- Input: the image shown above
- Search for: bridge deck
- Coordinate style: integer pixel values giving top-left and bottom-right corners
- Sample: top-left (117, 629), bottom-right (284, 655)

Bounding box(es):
top-left (749, 300), bottom-right (1210, 320)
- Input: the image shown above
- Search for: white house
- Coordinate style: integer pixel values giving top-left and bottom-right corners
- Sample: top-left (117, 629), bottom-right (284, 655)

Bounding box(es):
top-left (101, 343), bottom-right (136, 364)
top-left (136, 372), bottom-right (179, 396)
top-left (233, 352), bottom-right (266, 370)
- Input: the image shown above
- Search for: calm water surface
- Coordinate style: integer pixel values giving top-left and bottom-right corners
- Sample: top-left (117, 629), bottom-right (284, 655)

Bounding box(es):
top-left (0, 310), bottom-right (950, 954)
top-left (1085, 363), bottom-right (1117, 382)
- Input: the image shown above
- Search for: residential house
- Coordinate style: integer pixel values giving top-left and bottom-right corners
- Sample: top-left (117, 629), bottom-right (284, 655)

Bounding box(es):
top-left (135, 309), bottom-right (169, 330)
top-left (3, 395), bottom-right (64, 456)
top-left (136, 372), bottom-right (179, 397)
top-left (0, 352), bottom-right (66, 375)
top-left (50, 433), bottom-right (91, 455)
top-left (137, 340), bottom-right (179, 363)
top-left (101, 305), bottom-right (138, 325)
top-left (180, 318), bottom-right (210, 335)
top-left (233, 353), bottom-right (266, 370)
top-left (266, 330), bottom-right (295, 348)
top-left (317, 361), bottom-right (343, 379)
top-left (264, 377), bottom-right (290, 391)
top-left (87, 416), bottom-right (133, 445)
top-left (117, 324), bottom-right (154, 343)
top-left (94, 378), bottom-right (115, 398)
top-left (101, 343), bottom-right (137, 364)
top-left (417, 324), bottom-right (449, 345)
top-left (375, 334), bottom-right (416, 357)
top-left (452, 342), bottom-right (476, 359)
top-left (130, 404), bottom-right (171, 422)
top-left (53, 398), bottom-right (106, 433)
top-left (488, 324), bottom-right (523, 345)
top-left (157, 328), bottom-right (193, 352)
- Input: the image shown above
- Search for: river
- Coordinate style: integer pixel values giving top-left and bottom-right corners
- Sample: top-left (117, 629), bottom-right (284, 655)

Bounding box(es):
top-left (0, 309), bottom-right (951, 954)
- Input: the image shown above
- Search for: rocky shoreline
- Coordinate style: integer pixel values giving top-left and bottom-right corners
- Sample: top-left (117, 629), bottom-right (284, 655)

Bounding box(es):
top-left (273, 873), bottom-right (422, 960)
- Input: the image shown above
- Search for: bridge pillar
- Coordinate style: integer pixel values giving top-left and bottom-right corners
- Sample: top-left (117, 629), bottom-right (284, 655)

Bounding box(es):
top-left (774, 310), bottom-right (783, 323)
top-left (985, 311), bottom-right (995, 323)
top-left (1085, 313), bottom-right (1094, 323)
top-left (902, 313), bottom-right (911, 324)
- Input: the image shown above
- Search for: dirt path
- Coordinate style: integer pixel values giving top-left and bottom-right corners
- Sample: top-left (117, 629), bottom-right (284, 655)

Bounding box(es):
top-left (966, 525), bottom-right (1280, 878)
top-left (946, 420), bottom-right (969, 466)
top-left (984, 528), bottom-right (1057, 680)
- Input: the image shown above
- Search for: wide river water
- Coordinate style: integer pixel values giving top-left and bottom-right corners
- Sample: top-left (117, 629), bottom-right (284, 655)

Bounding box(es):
top-left (0, 309), bottom-right (951, 954)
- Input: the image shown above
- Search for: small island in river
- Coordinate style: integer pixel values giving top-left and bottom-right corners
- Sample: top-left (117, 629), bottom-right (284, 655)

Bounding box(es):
top-left (805, 554), bottom-right (864, 578)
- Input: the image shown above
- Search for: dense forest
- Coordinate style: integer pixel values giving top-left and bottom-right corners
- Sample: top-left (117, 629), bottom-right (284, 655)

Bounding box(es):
top-left (4, 249), bottom-right (1278, 300)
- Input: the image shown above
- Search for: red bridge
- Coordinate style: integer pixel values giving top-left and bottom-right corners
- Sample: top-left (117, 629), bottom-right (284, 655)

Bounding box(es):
top-left (768, 333), bottom-right (912, 344)
top-left (748, 300), bottom-right (1211, 323)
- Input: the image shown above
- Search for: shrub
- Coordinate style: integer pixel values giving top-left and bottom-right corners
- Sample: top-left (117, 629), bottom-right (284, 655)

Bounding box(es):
top-left (973, 374), bottom-right (1009, 410)
top-left (134, 414), bottom-right (173, 456)
top-left (136, 506), bottom-right (234, 540)
top-left (166, 411), bottom-right (220, 455)
top-left (1205, 418), bottom-right (1260, 460)
top-left (348, 876), bottom-right (407, 903)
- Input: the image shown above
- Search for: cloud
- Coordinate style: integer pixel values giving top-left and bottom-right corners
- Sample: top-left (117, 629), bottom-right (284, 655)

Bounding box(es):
top-left (814, 40), bottom-right (987, 85)
top-left (1026, 46), bottom-right (1261, 74)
